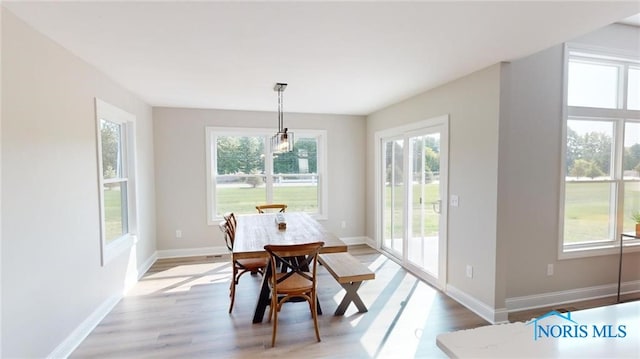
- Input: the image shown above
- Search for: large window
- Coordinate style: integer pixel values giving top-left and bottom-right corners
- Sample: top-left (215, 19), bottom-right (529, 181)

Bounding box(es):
top-left (561, 46), bottom-right (640, 256)
top-left (206, 127), bottom-right (327, 223)
top-left (96, 99), bottom-right (137, 265)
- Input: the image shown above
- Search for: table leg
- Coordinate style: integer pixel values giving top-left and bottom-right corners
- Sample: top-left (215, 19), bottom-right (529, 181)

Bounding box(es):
top-left (252, 262), bottom-right (272, 324)
top-left (334, 281), bottom-right (367, 316)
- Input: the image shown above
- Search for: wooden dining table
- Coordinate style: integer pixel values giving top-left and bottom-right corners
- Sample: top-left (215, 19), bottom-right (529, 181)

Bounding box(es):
top-left (233, 212), bottom-right (348, 323)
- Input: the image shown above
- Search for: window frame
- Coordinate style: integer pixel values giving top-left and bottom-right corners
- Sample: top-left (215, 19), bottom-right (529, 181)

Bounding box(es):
top-left (559, 44), bottom-right (640, 259)
top-left (205, 127), bottom-right (328, 224)
top-left (95, 98), bottom-right (138, 266)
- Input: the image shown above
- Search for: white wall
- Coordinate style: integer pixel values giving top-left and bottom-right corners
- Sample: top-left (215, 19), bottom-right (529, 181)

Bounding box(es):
top-left (366, 65), bottom-right (503, 312)
top-left (1, 10), bottom-right (156, 357)
top-left (153, 107), bottom-right (366, 253)
top-left (499, 24), bottom-right (640, 303)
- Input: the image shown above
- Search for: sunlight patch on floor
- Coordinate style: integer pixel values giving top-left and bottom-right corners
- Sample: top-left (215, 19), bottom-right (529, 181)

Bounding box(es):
top-left (355, 269), bottom-right (439, 358)
top-left (127, 262), bottom-right (231, 296)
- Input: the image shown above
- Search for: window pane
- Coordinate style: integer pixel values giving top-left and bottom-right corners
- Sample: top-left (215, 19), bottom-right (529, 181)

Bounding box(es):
top-left (568, 60), bottom-right (619, 109)
top-left (624, 122), bottom-right (640, 179)
top-left (103, 181), bottom-right (128, 242)
top-left (216, 174), bottom-right (266, 216)
top-left (564, 182), bottom-right (614, 244)
top-left (216, 136), bottom-right (265, 175)
top-left (628, 67), bottom-right (640, 110)
top-left (272, 137), bottom-right (318, 212)
top-left (215, 135), bottom-right (266, 215)
top-left (101, 119), bottom-right (123, 179)
top-left (566, 120), bottom-right (614, 180)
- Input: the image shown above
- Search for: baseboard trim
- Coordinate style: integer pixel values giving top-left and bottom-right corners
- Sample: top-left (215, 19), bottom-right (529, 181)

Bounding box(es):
top-left (47, 294), bottom-right (120, 359)
top-left (156, 246), bottom-right (228, 259)
top-left (48, 251), bottom-right (160, 358)
top-left (505, 280), bottom-right (640, 313)
top-left (340, 236), bottom-right (368, 246)
top-left (446, 285), bottom-right (508, 324)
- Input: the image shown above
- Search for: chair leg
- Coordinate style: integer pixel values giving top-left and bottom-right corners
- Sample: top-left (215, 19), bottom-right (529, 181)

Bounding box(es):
top-left (229, 266), bottom-right (237, 313)
top-left (311, 291), bottom-right (321, 342)
top-left (271, 297), bottom-right (279, 347)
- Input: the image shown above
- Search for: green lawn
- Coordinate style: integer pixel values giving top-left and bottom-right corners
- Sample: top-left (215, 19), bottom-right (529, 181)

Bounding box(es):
top-left (215, 181), bottom-right (639, 245)
top-left (384, 183), bottom-right (441, 241)
top-left (564, 182), bottom-right (640, 243)
top-left (104, 188), bottom-right (125, 242)
top-left (216, 185), bottom-right (318, 216)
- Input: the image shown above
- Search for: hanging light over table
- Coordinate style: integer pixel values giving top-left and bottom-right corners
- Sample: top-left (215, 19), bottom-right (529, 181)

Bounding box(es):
top-left (271, 83), bottom-right (294, 153)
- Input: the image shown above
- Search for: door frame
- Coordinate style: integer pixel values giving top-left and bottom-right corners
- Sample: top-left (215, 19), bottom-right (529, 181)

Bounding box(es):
top-left (374, 114), bottom-right (449, 290)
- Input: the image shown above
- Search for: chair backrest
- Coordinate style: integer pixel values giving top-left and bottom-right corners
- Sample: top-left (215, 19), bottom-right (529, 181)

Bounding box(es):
top-left (223, 212), bottom-right (237, 233)
top-left (218, 220), bottom-right (234, 251)
top-left (264, 242), bottom-right (324, 284)
top-left (256, 204), bottom-right (287, 213)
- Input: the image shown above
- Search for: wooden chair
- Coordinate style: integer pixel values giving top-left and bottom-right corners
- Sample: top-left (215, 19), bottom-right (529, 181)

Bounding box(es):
top-left (223, 212), bottom-right (237, 233)
top-left (218, 219), bottom-right (268, 314)
top-left (263, 241), bottom-right (325, 347)
top-left (255, 204), bottom-right (287, 213)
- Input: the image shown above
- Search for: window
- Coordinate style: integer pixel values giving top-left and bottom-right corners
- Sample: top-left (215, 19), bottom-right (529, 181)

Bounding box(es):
top-left (206, 127), bottom-right (327, 223)
top-left (561, 46), bottom-right (640, 256)
top-left (96, 99), bottom-right (137, 265)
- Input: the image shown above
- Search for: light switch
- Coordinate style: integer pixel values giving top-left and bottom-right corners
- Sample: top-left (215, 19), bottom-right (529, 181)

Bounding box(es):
top-left (450, 195), bottom-right (459, 207)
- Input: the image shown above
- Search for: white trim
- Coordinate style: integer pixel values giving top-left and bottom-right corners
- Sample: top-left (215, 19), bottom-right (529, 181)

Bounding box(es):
top-left (47, 295), bottom-right (121, 359)
top-left (339, 236), bottom-right (368, 246)
top-left (137, 252), bottom-right (157, 279)
top-left (205, 127), bottom-right (328, 223)
top-left (363, 236), bottom-right (377, 248)
top-left (445, 284), bottom-right (508, 324)
top-left (156, 246), bottom-right (229, 259)
top-left (505, 280), bottom-right (640, 313)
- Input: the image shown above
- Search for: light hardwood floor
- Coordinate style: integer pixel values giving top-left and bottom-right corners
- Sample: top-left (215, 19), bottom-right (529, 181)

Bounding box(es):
top-left (71, 245), bottom-right (488, 358)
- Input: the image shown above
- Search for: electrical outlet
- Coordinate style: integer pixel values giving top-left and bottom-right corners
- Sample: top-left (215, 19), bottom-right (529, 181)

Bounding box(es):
top-left (341, 220), bottom-right (346, 229)
top-left (547, 264), bottom-right (554, 276)
top-left (176, 230), bottom-right (182, 239)
top-left (466, 265), bottom-right (473, 278)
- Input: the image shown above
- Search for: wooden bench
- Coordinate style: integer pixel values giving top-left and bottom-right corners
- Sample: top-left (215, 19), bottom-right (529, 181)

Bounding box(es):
top-left (318, 252), bottom-right (375, 315)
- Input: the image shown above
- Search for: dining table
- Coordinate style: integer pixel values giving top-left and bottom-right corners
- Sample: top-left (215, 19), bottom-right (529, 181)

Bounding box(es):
top-left (233, 212), bottom-right (348, 323)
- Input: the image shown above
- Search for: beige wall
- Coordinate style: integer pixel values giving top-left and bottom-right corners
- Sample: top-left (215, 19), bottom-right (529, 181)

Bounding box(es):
top-left (366, 64), bottom-right (503, 310)
top-left (366, 24), bottom-right (640, 317)
top-left (1, 10), bottom-right (156, 357)
top-left (499, 24), bottom-right (640, 302)
top-left (152, 107), bottom-right (366, 252)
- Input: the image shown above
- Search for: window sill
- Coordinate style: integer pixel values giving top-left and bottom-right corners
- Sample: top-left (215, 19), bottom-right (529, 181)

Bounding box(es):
top-left (102, 234), bottom-right (136, 266)
top-left (559, 240), bottom-right (640, 260)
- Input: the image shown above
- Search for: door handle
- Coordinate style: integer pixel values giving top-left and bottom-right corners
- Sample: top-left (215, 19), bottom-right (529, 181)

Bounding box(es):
top-left (431, 200), bottom-right (441, 214)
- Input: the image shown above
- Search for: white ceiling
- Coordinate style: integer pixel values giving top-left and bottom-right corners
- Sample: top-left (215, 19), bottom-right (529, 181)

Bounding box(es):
top-left (3, 1), bottom-right (639, 115)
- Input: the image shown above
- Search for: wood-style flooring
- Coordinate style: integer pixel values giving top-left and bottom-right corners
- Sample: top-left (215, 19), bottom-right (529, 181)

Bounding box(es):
top-left (71, 245), bottom-right (488, 358)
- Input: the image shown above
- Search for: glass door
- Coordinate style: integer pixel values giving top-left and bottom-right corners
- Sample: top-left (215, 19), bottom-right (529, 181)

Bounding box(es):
top-left (382, 138), bottom-right (405, 258)
top-left (407, 132), bottom-right (441, 278)
top-left (379, 119), bottom-right (447, 288)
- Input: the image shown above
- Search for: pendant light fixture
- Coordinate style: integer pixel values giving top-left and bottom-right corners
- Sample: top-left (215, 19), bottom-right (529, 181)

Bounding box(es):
top-left (271, 82), bottom-right (294, 153)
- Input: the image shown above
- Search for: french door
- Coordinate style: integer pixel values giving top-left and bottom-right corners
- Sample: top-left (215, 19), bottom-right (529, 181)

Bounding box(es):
top-left (378, 117), bottom-right (448, 289)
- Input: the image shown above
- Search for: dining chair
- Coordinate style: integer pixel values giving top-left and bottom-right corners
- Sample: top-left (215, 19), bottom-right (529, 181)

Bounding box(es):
top-left (223, 212), bottom-right (237, 233)
top-left (255, 203), bottom-right (287, 213)
top-left (218, 219), bottom-right (268, 314)
top-left (263, 241), bottom-right (325, 347)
